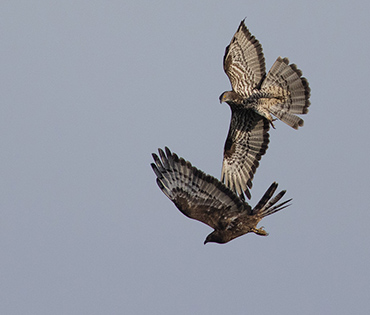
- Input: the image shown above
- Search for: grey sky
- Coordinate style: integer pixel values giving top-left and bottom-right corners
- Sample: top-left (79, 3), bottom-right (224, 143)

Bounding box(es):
top-left (1, 1), bottom-right (370, 314)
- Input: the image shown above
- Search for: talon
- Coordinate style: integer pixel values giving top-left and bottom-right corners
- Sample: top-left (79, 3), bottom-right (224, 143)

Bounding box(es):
top-left (269, 119), bottom-right (276, 129)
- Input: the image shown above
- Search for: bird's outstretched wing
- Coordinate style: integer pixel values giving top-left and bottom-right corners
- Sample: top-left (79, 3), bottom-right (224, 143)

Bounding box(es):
top-left (151, 147), bottom-right (249, 229)
top-left (221, 110), bottom-right (270, 199)
top-left (223, 20), bottom-right (266, 97)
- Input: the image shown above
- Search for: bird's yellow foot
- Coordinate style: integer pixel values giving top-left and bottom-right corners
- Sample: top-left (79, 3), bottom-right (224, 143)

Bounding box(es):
top-left (253, 226), bottom-right (269, 236)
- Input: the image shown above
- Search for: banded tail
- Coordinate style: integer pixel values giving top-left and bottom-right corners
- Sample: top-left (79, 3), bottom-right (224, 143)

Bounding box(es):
top-left (262, 57), bottom-right (311, 129)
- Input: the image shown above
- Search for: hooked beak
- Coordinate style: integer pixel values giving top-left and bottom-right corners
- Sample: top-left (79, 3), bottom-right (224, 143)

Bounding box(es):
top-left (219, 92), bottom-right (225, 104)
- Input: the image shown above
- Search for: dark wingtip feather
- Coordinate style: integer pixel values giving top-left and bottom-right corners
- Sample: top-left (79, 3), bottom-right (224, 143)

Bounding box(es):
top-left (156, 177), bottom-right (165, 190)
top-left (259, 188), bottom-right (292, 218)
top-left (253, 182), bottom-right (278, 213)
top-left (266, 182), bottom-right (278, 195)
top-left (158, 148), bottom-right (171, 170)
top-left (151, 163), bottom-right (162, 179)
top-left (165, 146), bottom-right (172, 157)
top-left (152, 153), bottom-right (164, 170)
top-left (158, 148), bottom-right (166, 160)
top-left (263, 198), bottom-right (293, 216)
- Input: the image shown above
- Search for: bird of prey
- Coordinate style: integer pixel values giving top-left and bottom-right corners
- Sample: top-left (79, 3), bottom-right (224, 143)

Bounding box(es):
top-left (220, 20), bottom-right (311, 199)
top-left (151, 147), bottom-right (291, 244)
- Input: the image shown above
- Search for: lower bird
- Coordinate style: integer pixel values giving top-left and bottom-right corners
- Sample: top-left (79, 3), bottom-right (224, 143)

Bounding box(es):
top-left (151, 147), bottom-right (291, 244)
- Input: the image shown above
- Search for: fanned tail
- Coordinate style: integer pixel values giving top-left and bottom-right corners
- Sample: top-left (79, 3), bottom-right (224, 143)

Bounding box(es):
top-left (262, 57), bottom-right (311, 129)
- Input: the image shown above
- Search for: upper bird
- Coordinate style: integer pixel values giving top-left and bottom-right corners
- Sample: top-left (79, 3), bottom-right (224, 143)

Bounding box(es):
top-left (151, 147), bottom-right (291, 244)
top-left (220, 20), bottom-right (310, 199)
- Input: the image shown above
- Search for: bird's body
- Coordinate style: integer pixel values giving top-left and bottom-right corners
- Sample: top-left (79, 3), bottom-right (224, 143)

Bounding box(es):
top-left (220, 20), bottom-right (311, 199)
top-left (151, 147), bottom-right (291, 244)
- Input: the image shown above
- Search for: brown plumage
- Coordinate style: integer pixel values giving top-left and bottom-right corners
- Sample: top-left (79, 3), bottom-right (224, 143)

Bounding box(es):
top-left (151, 147), bottom-right (291, 244)
top-left (220, 20), bottom-right (311, 199)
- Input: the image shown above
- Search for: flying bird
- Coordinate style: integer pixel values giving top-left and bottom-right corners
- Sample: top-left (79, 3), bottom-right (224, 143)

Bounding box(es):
top-left (220, 20), bottom-right (311, 199)
top-left (151, 147), bottom-right (291, 244)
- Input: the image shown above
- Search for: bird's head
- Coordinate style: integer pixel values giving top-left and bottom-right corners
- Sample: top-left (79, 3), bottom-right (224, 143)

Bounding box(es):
top-left (219, 91), bottom-right (240, 104)
top-left (219, 92), bottom-right (227, 103)
top-left (204, 231), bottom-right (228, 245)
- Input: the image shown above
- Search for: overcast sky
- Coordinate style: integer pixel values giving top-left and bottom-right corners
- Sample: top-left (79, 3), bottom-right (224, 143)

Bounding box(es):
top-left (1, 1), bottom-right (370, 314)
